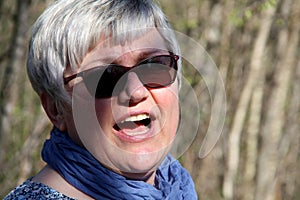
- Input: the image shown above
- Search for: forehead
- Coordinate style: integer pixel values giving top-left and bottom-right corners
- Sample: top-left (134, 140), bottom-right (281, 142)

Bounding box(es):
top-left (80, 29), bottom-right (168, 68)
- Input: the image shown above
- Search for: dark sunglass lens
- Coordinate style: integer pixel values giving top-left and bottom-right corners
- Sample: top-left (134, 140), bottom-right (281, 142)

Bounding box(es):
top-left (82, 66), bottom-right (124, 98)
top-left (137, 56), bottom-right (177, 87)
top-left (81, 68), bottom-right (101, 94)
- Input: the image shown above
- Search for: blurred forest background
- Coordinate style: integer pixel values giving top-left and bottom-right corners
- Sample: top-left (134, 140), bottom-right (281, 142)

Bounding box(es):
top-left (0, 0), bottom-right (299, 199)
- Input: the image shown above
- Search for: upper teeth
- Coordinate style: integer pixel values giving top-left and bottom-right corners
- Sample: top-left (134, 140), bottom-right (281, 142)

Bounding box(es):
top-left (121, 114), bottom-right (149, 123)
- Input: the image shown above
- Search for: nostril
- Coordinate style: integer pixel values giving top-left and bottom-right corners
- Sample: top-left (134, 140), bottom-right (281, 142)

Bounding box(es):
top-left (128, 94), bottom-right (147, 106)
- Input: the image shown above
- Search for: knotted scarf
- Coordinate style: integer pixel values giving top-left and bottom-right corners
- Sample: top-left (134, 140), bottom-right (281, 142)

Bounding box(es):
top-left (42, 128), bottom-right (197, 199)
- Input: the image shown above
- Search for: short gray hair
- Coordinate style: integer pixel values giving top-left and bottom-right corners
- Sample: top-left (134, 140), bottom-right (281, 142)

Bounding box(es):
top-left (27, 0), bottom-right (181, 108)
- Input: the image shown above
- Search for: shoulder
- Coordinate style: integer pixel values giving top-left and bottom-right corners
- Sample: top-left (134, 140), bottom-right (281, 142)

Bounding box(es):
top-left (4, 179), bottom-right (76, 200)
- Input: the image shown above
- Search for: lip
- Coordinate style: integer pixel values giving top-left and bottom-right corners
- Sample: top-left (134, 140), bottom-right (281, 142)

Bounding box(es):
top-left (112, 110), bottom-right (158, 143)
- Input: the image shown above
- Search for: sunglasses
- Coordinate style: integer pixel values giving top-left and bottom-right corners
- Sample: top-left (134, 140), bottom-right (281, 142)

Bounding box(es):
top-left (64, 54), bottom-right (179, 98)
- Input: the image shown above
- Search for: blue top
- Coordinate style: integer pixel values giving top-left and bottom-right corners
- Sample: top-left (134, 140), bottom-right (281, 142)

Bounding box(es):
top-left (4, 179), bottom-right (75, 200)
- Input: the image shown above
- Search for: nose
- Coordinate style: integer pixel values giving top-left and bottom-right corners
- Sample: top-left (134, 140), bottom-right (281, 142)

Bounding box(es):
top-left (118, 72), bottom-right (149, 105)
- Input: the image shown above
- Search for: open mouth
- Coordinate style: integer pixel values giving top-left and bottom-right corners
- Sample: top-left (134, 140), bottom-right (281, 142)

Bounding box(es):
top-left (113, 114), bottom-right (152, 136)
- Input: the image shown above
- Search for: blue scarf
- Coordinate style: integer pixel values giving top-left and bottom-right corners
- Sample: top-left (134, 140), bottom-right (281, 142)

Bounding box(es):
top-left (42, 128), bottom-right (197, 199)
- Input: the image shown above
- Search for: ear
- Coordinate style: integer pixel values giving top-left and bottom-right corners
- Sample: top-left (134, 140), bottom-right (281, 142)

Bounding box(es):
top-left (40, 92), bottom-right (67, 131)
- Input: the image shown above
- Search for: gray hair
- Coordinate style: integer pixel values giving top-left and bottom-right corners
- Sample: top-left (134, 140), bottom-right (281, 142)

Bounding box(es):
top-left (27, 0), bottom-right (181, 108)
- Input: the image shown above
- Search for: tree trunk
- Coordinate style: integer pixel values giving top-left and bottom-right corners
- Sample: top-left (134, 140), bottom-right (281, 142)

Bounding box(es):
top-left (255, 0), bottom-right (300, 199)
top-left (0, 0), bottom-right (31, 162)
top-left (222, 4), bottom-right (277, 199)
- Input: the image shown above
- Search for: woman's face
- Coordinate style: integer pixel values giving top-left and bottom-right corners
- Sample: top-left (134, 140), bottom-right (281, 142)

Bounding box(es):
top-left (63, 29), bottom-right (179, 180)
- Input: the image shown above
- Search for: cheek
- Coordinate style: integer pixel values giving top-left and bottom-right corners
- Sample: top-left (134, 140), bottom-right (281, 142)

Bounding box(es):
top-left (156, 83), bottom-right (179, 113)
top-left (94, 99), bottom-right (113, 129)
top-left (153, 80), bottom-right (179, 103)
top-left (153, 84), bottom-right (179, 134)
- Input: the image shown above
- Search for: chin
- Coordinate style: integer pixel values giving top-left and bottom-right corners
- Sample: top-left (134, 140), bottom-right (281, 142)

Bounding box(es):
top-left (114, 144), bottom-right (171, 174)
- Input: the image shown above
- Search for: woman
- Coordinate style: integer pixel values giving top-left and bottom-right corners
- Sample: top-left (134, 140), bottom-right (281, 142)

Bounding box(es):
top-left (5, 0), bottom-right (197, 199)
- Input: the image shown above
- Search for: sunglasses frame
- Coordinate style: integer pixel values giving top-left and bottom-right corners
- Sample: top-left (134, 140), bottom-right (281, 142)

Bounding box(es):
top-left (63, 54), bottom-right (179, 98)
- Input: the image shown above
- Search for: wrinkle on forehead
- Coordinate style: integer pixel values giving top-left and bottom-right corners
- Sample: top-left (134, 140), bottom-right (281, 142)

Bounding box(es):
top-left (79, 29), bottom-right (168, 69)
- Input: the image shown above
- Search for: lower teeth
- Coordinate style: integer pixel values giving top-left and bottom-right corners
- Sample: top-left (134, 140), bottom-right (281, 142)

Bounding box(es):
top-left (114, 119), bottom-right (151, 136)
